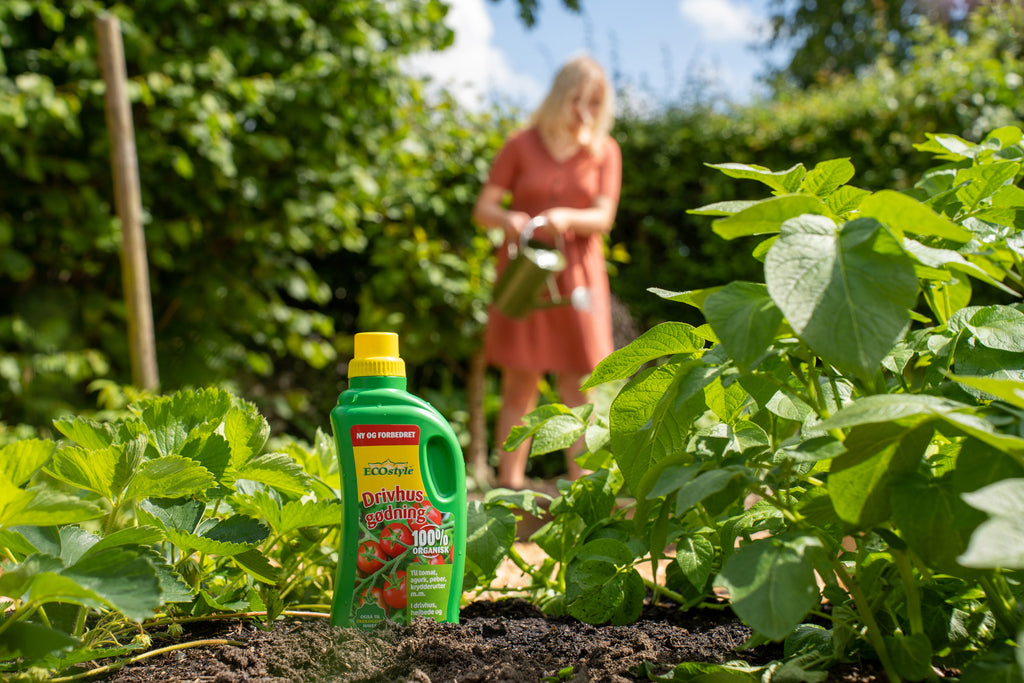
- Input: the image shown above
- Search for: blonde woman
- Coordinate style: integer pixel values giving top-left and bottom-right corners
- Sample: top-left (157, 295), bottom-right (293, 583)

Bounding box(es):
top-left (472, 55), bottom-right (621, 490)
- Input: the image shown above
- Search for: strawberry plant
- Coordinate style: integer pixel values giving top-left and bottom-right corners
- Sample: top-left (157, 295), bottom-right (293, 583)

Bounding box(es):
top-left (0, 388), bottom-right (342, 677)
top-left (477, 126), bottom-right (1024, 681)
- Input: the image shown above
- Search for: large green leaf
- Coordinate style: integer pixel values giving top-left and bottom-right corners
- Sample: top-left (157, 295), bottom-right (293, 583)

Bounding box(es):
top-left (704, 282), bottom-right (783, 371)
top-left (674, 533), bottom-right (716, 589)
top-left (45, 444), bottom-right (118, 500)
top-left (676, 467), bottom-right (747, 514)
top-left (963, 305), bottom-right (1024, 352)
top-left (886, 632), bottom-right (934, 681)
top-left (947, 374), bottom-right (1024, 410)
top-left (140, 388), bottom-right (234, 457)
top-left (223, 404), bottom-right (272, 468)
top-left (583, 322), bottom-right (706, 389)
top-left (828, 423), bottom-right (930, 528)
top-left (233, 452), bottom-right (311, 495)
top-left (712, 195), bottom-right (828, 240)
top-left (955, 160), bottom-right (1021, 210)
top-left (609, 360), bottom-right (718, 494)
top-left (0, 439), bottom-right (56, 487)
top-left (704, 374), bottom-right (751, 424)
top-left (244, 493), bottom-right (342, 536)
top-left (180, 433), bottom-right (232, 483)
top-left (825, 185), bottom-right (870, 218)
top-left (566, 538), bottom-right (644, 625)
top-left (648, 287), bottom-right (722, 314)
top-left (958, 478), bottom-right (1024, 569)
top-left (859, 189), bottom-right (971, 241)
top-left (232, 548), bottom-right (281, 585)
top-left (890, 473), bottom-right (983, 576)
top-left (166, 514), bottom-right (268, 557)
top-left (3, 486), bottom-right (104, 528)
top-left (902, 239), bottom-right (1017, 295)
top-left (799, 158), bottom-right (855, 197)
top-left (1, 550), bottom-right (161, 623)
top-left (556, 469), bottom-right (618, 528)
top-left (465, 500), bottom-right (516, 581)
top-left (707, 162), bottom-right (807, 195)
top-left (765, 215), bottom-right (918, 382)
top-left (137, 498), bottom-right (206, 534)
top-left (687, 199), bottom-right (760, 216)
top-left (52, 416), bottom-right (115, 451)
top-left (824, 392), bottom-right (1024, 458)
top-left (0, 480), bottom-right (36, 531)
top-left (0, 621), bottom-right (79, 662)
top-left (715, 533), bottom-right (823, 641)
top-left (506, 404), bottom-right (590, 456)
top-left (60, 549), bottom-right (163, 621)
top-left (123, 455), bottom-right (217, 501)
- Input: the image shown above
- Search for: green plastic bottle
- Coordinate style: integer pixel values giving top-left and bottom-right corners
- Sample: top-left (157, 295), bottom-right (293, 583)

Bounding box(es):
top-left (329, 332), bottom-right (466, 629)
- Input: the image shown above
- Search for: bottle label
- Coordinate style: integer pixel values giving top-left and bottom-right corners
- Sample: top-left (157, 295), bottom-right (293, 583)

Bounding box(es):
top-left (349, 424), bottom-right (453, 628)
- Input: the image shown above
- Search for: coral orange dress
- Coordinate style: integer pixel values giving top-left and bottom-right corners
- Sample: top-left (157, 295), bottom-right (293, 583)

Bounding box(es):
top-left (483, 127), bottom-right (622, 374)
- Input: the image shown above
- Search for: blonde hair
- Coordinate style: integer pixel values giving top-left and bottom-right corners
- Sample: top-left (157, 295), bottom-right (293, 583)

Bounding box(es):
top-left (530, 55), bottom-right (615, 154)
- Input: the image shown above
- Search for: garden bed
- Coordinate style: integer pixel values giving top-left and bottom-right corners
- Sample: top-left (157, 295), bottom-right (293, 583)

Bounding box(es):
top-left (100, 599), bottom-right (886, 682)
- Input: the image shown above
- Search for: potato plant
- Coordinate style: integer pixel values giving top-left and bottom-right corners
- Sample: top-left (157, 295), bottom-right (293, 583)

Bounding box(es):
top-left (474, 127), bottom-right (1024, 682)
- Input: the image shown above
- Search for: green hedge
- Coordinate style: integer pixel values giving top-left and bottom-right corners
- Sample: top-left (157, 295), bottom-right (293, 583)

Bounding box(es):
top-left (0, 0), bottom-right (505, 436)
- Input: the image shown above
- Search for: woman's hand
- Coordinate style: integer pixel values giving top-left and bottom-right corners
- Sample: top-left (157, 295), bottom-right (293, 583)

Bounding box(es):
top-left (539, 197), bottom-right (617, 237)
top-left (539, 207), bottom-right (573, 235)
top-left (504, 210), bottom-right (532, 240)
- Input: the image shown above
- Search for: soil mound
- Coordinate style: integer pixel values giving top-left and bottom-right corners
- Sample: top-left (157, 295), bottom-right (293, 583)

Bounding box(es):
top-left (101, 599), bottom-right (884, 682)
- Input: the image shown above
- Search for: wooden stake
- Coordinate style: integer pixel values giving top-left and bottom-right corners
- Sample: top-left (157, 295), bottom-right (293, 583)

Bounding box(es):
top-left (95, 13), bottom-right (159, 391)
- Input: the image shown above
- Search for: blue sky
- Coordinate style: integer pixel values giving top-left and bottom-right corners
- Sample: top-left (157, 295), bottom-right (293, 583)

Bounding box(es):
top-left (410, 0), bottom-right (782, 112)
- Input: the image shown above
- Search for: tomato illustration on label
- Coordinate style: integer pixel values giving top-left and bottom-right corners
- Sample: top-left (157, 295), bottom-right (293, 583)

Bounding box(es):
top-left (383, 570), bottom-right (407, 609)
top-left (356, 539), bottom-right (386, 575)
top-left (381, 522), bottom-right (412, 557)
top-left (411, 501), bottom-right (443, 531)
top-left (357, 585), bottom-right (384, 610)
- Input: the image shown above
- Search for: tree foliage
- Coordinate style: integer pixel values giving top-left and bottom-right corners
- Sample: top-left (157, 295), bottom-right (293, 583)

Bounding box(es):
top-left (762, 0), bottom-right (989, 90)
top-left (486, 0), bottom-right (580, 28)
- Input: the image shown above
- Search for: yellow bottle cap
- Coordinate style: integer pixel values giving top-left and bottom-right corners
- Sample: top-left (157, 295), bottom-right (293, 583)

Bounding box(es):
top-left (349, 332), bottom-right (406, 378)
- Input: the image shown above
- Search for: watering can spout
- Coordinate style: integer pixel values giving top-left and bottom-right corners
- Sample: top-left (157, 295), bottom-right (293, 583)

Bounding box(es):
top-left (491, 216), bottom-right (567, 319)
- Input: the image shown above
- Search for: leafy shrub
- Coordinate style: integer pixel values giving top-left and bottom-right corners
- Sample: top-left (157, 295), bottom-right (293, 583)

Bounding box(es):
top-left (478, 126), bottom-right (1024, 681)
top-left (0, 387), bottom-right (340, 673)
top-left (0, 0), bottom-right (500, 438)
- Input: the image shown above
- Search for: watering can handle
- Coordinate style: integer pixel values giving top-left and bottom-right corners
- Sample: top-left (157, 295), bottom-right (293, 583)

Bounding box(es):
top-left (508, 216), bottom-right (565, 259)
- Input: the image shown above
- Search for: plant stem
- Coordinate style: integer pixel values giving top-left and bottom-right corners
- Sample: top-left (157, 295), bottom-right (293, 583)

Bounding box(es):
top-left (72, 604), bottom-right (90, 638)
top-left (805, 356), bottom-right (828, 418)
top-left (506, 544), bottom-right (555, 589)
top-left (829, 558), bottom-right (903, 683)
top-left (892, 548), bottom-right (924, 636)
top-left (640, 576), bottom-right (685, 605)
top-left (980, 574), bottom-right (1022, 636)
top-left (48, 638), bottom-right (245, 682)
top-left (278, 539), bottom-right (325, 601)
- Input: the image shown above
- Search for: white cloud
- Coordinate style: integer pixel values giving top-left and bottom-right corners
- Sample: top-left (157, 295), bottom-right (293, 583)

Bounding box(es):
top-left (677, 0), bottom-right (764, 43)
top-left (404, 0), bottom-right (545, 111)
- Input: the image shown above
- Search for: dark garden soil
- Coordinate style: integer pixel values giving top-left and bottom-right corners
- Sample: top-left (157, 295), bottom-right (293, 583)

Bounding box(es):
top-left (99, 598), bottom-right (887, 683)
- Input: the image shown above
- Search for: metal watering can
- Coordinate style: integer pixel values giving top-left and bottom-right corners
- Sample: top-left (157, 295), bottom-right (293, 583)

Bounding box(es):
top-left (492, 216), bottom-right (567, 319)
